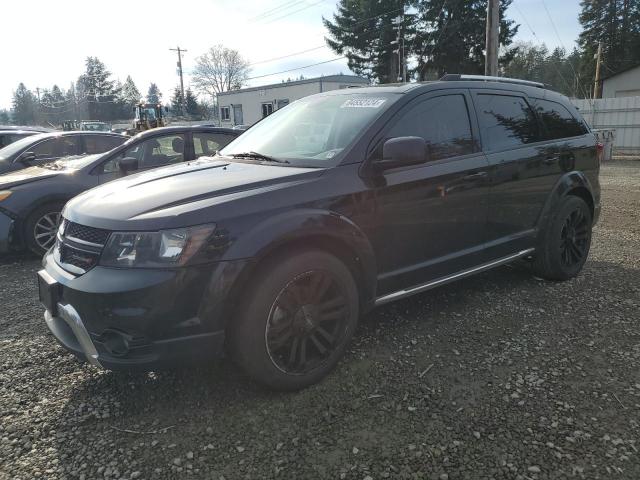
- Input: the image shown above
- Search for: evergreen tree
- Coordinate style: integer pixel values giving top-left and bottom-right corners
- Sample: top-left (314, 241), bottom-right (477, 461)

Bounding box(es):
top-left (578, 0), bottom-right (640, 95)
top-left (413, 0), bottom-right (518, 79)
top-left (12, 83), bottom-right (37, 125)
top-left (324, 0), bottom-right (416, 83)
top-left (0, 110), bottom-right (10, 124)
top-left (77, 57), bottom-right (117, 120)
top-left (65, 82), bottom-right (81, 121)
top-left (117, 76), bottom-right (141, 119)
top-left (185, 88), bottom-right (199, 116)
top-left (119, 76), bottom-right (141, 107)
top-left (147, 83), bottom-right (162, 104)
top-left (503, 43), bottom-right (584, 98)
top-left (170, 87), bottom-right (184, 116)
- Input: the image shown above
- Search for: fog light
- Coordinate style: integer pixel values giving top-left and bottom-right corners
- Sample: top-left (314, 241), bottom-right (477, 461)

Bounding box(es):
top-left (101, 330), bottom-right (130, 357)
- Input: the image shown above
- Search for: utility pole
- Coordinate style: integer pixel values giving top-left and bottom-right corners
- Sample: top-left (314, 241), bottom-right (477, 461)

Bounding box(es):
top-left (485, 0), bottom-right (499, 77)
top-left (170, 46), bottom-right (187, 113)
top-left (392, 4), bottom-right (405, 82)
top-left (35, 87), bottom-right (41, 104)
top-left (593, 41), bottom-right (603, 99)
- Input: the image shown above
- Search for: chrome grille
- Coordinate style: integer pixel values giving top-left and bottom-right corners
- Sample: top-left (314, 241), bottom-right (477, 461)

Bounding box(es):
top-left (58, 243), bottom-right (101, 271)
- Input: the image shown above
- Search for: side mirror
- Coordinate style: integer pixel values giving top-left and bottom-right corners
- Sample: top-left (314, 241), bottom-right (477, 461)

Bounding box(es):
top-left (20, 151), bottom-right (37, 163)
top-left (118, 156), bottom-right (139, 173)
top-left (376, 136), bottom-right (428, 171)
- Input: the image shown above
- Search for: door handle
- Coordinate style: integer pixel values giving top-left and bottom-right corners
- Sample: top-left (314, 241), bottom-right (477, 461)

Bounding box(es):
top-left (543, 155), bottom-right (560, 165)
top-left (463, 171), bottom-right (488, 181)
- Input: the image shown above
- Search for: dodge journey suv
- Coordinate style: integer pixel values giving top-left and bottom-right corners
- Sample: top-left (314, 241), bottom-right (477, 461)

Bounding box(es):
top-left (38, 75), bottom-right (601, 390)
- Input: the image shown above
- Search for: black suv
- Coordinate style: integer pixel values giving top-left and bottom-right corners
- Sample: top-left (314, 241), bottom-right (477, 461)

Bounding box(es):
top-left (38, 76), bottom-right (601, 390)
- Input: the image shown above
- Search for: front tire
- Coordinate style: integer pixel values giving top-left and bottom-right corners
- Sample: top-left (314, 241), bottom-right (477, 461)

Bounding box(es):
top-left (25, 204), bottom-right (64, 256)
top-left (227, 249), bottom-right (359, 391)
top-left (533, 195), bottom-right (592, 281)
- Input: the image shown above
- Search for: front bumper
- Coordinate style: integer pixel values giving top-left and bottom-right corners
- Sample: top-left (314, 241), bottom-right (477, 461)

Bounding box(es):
top-left (0, 210), bottom-right (15, 253)
top-left (39, 253), bottom-right (249, 370)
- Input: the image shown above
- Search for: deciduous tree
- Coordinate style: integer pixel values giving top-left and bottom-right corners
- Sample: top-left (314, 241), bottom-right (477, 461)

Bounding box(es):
top-left (191, 45), bottom-right (250, 99)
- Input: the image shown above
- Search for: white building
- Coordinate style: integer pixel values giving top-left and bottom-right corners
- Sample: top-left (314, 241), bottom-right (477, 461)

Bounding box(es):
top-left (602, 64), bottom-right (640, 98)
top-left (217, 75), bottom-right (369, 127)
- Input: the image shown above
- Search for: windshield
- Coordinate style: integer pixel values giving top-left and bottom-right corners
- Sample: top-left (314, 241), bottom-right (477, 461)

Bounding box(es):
top-left (0, 133), bottom-right (48, 161)
top-left (220, 93), bottom-right (396, 167)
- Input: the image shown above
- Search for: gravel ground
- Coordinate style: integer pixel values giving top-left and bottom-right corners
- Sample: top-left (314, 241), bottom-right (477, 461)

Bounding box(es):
top-left (1, 161), bottom-right (639, 480)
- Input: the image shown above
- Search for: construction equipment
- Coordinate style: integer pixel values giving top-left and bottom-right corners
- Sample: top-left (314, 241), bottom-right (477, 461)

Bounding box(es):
top-left (129, 103), bottom-right (167, 135)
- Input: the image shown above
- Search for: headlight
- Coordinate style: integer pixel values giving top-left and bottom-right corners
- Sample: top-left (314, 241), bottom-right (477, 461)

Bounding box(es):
top-left (99, 224), bottom-right (216, 268)
top-left (0, 191), bottom-right (12, 202)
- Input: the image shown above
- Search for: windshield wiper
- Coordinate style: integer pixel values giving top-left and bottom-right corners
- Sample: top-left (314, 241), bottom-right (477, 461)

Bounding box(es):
top-left (229, 151), bottom-right (290, 164)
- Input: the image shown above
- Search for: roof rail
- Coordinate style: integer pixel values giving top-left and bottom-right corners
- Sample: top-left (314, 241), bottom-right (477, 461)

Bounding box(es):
top-left (440, 74), bottom-right (547, 89)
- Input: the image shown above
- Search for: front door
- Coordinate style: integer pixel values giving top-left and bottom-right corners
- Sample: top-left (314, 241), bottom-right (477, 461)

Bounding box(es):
top-left (368, 91), bottom-right (491, 295)
top-left (97, 133), bottom-right (189, 184)
top-left (233, 105), bottom-right (243, 125)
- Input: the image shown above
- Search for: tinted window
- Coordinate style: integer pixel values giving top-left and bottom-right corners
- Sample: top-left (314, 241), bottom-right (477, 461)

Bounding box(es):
top-left (475, 94), bottom-right (540, 151)
top-left (533, 99), bottom-right (588, 140)
top-left (30, 138), bottom-right (57, 157)
top-left (385, 94), bottom-right (474, 160)
top-left (85, 135), bottom-right (125, 154)
top-left (102, 134), bottom-right (185, 173)
top-left (193, 132), bottom-right (235, 158)
top-left (32, 137), bottom-right (83, 158)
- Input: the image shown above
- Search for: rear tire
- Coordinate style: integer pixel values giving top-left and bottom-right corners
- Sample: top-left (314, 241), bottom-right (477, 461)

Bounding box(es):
top-left (25, 203), bottom-right (63, 256)
top-left (532, 196), bottom-right (592, 281)
top-left (227, 249), bottom-right (359, 391)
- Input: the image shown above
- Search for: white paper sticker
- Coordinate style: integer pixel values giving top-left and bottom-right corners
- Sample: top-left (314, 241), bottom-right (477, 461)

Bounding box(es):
top-left (340, 98), bottom-right (386, 108)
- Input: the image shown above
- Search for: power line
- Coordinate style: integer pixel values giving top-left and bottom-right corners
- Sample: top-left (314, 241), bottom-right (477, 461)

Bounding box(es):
top-left (538, 0), bottom-right (590, 99)
top-left (246, 56), bottom-right (347, 81)
top-left (249, 0), bottom-right (308, 22)
top-left (261, 0), bottom-right (326, 24)
top-left (250, 45), bottom-right (329, 66)
top-left (512, 1), bottom-right (575, 95)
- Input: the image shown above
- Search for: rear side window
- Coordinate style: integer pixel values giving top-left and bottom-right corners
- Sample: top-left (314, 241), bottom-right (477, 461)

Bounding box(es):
top-left (385, 94), bottom-right (474, 161)
top-left (193, 132), bottom-right (236, 158)
top-left (475, 94), bottom-right (540, 151)
top-left (533, 99), bottom-right (588, 140)
top-left (85, 135), bottom-right (125, 154)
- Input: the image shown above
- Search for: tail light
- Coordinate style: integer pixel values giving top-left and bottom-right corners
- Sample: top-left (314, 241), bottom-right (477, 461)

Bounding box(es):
top-left (596, 142), bottom-right (604, 164)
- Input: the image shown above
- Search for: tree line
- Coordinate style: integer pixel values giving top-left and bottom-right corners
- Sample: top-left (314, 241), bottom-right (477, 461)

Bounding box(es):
top-left (324, 0), bottom-right (640, 97)
top-left (5, 57), bottom-right (206, 126)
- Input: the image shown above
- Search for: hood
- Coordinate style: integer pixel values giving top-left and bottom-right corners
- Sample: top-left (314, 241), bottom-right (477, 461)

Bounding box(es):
top-left (65, 158), bottom-right (323, 230)
top-left (0, 165), bottom-right (62, 188)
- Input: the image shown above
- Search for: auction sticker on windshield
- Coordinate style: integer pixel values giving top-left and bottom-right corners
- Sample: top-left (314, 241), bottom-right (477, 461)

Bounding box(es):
top-left (341, 98), bottom-right (386, 108)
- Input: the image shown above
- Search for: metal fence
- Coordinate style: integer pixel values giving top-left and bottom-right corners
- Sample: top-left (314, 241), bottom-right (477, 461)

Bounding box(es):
top-left (571, 96), bottom-right (640, 155)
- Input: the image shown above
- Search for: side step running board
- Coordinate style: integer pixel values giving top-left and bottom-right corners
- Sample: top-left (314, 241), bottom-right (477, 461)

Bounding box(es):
top-left (374, 248), bottom-right (535, 306)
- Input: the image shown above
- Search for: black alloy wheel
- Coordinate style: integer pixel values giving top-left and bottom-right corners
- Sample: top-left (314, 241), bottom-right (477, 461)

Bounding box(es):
top-left (532, 195), bottom-right (592, 281)
top-left (559, 207), bottom-right (590, 268)
top-left (228, 249), bottom-right (359, 390)
top-left (265, 270), bottom-right (350, 375)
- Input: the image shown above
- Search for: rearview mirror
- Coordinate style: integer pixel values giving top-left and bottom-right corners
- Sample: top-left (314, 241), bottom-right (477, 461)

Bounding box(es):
top-left (20, 151), bottom-right (37, 163)
top-left (118, 156), bottom-right (139, 173)
top-left (376, 136), bottom-right (428, 171)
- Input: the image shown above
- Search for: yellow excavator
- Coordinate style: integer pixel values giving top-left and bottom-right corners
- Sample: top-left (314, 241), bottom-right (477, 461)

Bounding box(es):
top-left (128, 103), bottom-right (167, 135)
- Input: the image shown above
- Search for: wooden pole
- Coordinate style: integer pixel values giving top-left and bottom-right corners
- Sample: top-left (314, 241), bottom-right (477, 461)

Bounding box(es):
top-left (485, 0), bottom-right (499, 76)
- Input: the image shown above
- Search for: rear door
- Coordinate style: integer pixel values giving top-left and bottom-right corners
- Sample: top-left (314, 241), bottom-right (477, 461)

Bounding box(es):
top-left (471, 90), bottom-right (556, 258)
top-left (192, 131), bottom-right (238, 159)
top-left (83, 135), bottom-right (126, 155)
top-left (368, 90), bottom-right (490, 294)
top-left (530, 97), bottom-right (592, 174)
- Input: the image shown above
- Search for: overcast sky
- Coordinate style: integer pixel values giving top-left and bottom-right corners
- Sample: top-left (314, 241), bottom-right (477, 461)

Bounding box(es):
top-left (1, 0), bottom-right (582, 110)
